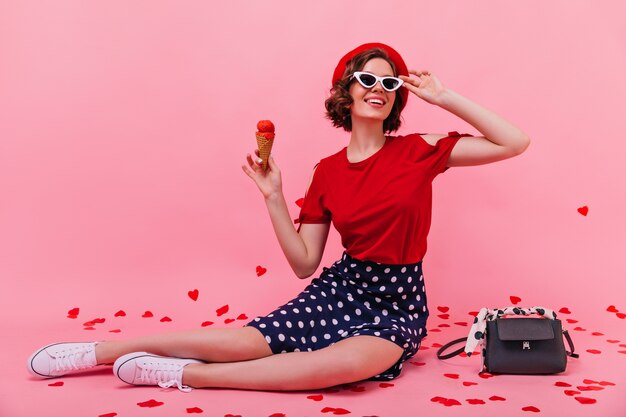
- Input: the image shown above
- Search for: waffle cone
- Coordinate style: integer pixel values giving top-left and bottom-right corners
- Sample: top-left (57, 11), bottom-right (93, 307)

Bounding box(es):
top-left (256, 133), bottom-right (274, 171)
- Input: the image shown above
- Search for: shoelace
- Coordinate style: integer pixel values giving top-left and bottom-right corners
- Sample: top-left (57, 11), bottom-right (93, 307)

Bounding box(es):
top-left (138, 360), bottom-right (193, 392)
top-left (52, 346), bottom-right (95, 374)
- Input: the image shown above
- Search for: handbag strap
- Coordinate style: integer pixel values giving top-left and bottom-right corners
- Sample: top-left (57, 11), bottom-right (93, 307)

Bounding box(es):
top-left (436, 337), bottom-right (468, 360)
top-left (437, 330), bottom-right (579, 360)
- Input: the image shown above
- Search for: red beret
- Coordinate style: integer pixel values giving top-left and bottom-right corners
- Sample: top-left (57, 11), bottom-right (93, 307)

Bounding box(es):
top-left (332, 42), bottom-right (409, 111)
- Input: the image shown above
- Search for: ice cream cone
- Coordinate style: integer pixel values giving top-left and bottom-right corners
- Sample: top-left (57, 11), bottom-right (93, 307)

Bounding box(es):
top-left (256, 133), bottom-right (274, 171)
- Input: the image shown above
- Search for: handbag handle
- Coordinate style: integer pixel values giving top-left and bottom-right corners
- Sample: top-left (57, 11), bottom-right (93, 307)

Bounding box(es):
top-left (436, 330), bottom-right (579, 360)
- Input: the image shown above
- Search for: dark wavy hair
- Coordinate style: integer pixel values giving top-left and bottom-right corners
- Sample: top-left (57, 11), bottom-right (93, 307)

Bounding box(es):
top-left (325, 48), bottom-right (404, 133)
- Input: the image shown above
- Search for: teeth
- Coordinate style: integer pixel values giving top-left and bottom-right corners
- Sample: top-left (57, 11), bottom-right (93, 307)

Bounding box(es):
top-left (367, 99), bottom-right (384, 105)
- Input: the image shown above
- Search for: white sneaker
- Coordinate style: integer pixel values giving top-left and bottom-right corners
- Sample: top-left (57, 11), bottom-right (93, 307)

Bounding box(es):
top-left (113, 352), bottom-right (204, 392)
top-left (27, 342), bottom-right (98, 378)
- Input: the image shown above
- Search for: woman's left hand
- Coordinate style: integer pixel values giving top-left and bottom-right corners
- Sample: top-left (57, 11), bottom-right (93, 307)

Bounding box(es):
top-left (399, 70), bottom-right (446, 106)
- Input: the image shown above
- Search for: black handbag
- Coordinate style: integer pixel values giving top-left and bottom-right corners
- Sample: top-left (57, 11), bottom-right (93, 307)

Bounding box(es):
top-left (437, 308), bottom-right (579, 374)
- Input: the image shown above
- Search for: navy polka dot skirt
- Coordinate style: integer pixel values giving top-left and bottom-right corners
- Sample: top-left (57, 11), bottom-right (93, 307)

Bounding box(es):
top-left (244, 251), bottom-right (429, 380)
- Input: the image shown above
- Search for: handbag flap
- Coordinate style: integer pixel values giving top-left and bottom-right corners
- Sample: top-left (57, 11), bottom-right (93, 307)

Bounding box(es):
top-left (496, 318), bottom-right (555, 341)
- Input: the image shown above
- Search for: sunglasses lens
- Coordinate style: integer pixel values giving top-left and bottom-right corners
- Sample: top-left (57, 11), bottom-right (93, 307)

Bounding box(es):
top-left (382, 78), bottom-right (400, 91)
top-left (357, 73), bottom-right (376, 87)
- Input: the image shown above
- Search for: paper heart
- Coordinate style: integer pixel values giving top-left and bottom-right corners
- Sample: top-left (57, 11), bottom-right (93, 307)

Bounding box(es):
top-left (574, 327), bottom-right (586, 331)
top-left (237, 313), bottom-right (248, 320)
top-left (142, 311), bottom-right (154, 318)
top-left (256, 266), bottom-right (267, 277)
top-left (617, 313), bottom-right (626, 319)
top-left (409, 361), bottom-right (426, 366)
top-left (577, 206), bottom-right (589, 216)
top-left (599, 380), bottom-right (615, 386)
top-left (307, 394), bottom-right (324, 401)
top-left (468, 311), bottom-right (479, 317)
top-left (186, 407), bottom-right (203, 413)
top-left (268, 414), bottom-right (286, 417)
top-left (555, 381), bottom-right (572, 387)
top-left (437, 314), bottom-right (449, 320)
top-left (114, 310), bottom-right (126, 317)
top-left (201, 321), bottom-right (214, 327)
top-left (188, 289), bottom-right (199, 301)
top-left (160, 316), bottom-right (172, 322)
top-left (577, 385), bottom-right (604, 391)
top-left (109, 329), bottom-right (121, 333)
top-left (489, 396), bottom-right (506, 401)
top-left (444, 373), bottom-right (460, 379)
top-left (455, 322), bottom-right (468, 326)
top-left (48, 381), bottom-right (64, 387)
top-left (216, 305), bottom-right (229, 316)
top-left (566, 319), bottom-right (578, 323)
top-left (295, 198), bottom-right (304, 208)
top-left (437, 306), bottom-right (449, 313)
top-left (510, 296), bottom-right (522, 305)
top-left (478, 372), bottom-right (494, 379)
top-left (583, 379), bottom-right (599, 384)
top-left (522, 406), bottom-right (541, 412)
top-left (225, 415), bottom-right (243, 417)
top-left (574, 396), bottom-right (597, 404)
top-left (586, 349), bottom-right (602, 354)
top-left (137, 399), bottom-right (164, 408)
top-left (83, 327), bottom-right (95, 331)
top-left (607, 340), bottom-right (620, 343)
top-left (67, 308), bottom-right (80, 319)
top-left (559, 307), bottom-right (571, 314)
top-left (591, 332), bottom-right (604, 336)
top-left (462, 381), bottom-right (478, 386)
top-left (321, 407), bottom-right (351, 415)
top-left (379, 383), bottom-right (394, 388)
top-left (224, 318), bottom-right (235, 324)
top-left (98, 414), bottom-right (118, 417)
top-left (466, 399), bottom-right (485, 405)
top-left (438, 324), bottom-right (450, 328)
top-left (607, 305), bottom-right (619, 313)
top-left (564, 390), bottom-right (581, 396)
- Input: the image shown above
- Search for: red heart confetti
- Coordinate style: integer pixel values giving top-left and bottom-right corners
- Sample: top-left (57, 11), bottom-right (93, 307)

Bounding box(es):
top-left (510, 296), bottom-right (522, 305)
top-left (559, 307), bottom-right (571, 314)
top-left (591, 332), bottom-right (604, 336)
top-left (216, 305), bottom-right (229, 316)
top-left (137, 399), bottom-right (164, 408)
top-left (201, 321), bottom-right (214, 327)
top-left (583, 379), bottom-right (599, 384)
top-left (437, 306), bottom-right (450, 313)
top-left (186, 407), bottom-right (203, 413)
top-left (224, 318), bottom-right (235, 324)
top-left (256, 266), bottom-right (267, 276)
top-left (574, 396), bottom-right (597, 404)
top-left (109, 329), bottom-right (121, 333)
top-left (577, 385), bottom-right (604, 391)
top-left (99, 414), bottom-right (117, 417)
top-left (466, 399), bottom-right (485, 405)
top-left (114, 310), bottom-right (126, 317)
top-left (437, 314), bottom-right (449, 320)
top-left (566, 319), bottom-right (578, 324)
top-left (268, 414), bottom-right (286, 417)
top-left (522, 406), bottom-right (541, 412)
top-left (577, 206), bottom-right (589, 216)
top-left (444, 373), bottom-right (460, 379)
top-left (489, 395), bottom-right (506, 401)
top-left (67, 308), bottom-right (80, 319)
top-left (142, 311), bottom-right (154, 318)
top-left (379, 383), bottom-right (394, 388)
top-left (555, 381), bottom-right (572, 387)
top-left (160, 316), bottom-right (172, 322)
top-left (430, 397), bottom-right (462, 407)
top-left (409, 361), bottom-right (426, 366)
top-left (463, 381), bottom-right (478, 386)
top-left (455, 322), bottom-right (468, 326)
top-left (574, 327), bottom-right (586, 331)
top-left (48, 381), bottom-right (64, 387)
top-left (617, 313), bottom-right (626, 319)
top-left (431, 343), bottom-right (443, 348)
top-left (619, 351), bottom-right (626, 354)
top-left (188, 289), bottom-right (199, 301)
top-left (607, 305), bottom-right (619, 313)
top-left (468, 311), bottom-right (479, 317)
top-left (586, 349), bottom-right (601, 354)
top-left (478, 372), bottom-right (495, 379)
top-left (429, 328), bottom-right (441, 332)
top-left (83, 327), bottom-right (96, 331)
top-left (295, 198), bottom-right (304, 208)
top-left (225, 415), bottom-right (242, 417)
top-left (321, 408), bottom-right (351, 415)
top-left (607, 340), bottom-right (620, 343)
top-left (564, 390), bottom-right (581, 396)
top-left (307, 394), bottom-right (324, 401)
top-left (438, 324), bottom-right (450, 328)
top-left (599, 381), bottom-right (616, 386)
top-left (237, 313), bottom-right (248, 320)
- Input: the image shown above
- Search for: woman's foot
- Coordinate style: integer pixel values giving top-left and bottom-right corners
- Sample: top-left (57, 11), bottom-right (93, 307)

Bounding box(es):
top-left (113, 352), bottom-right (204, 392)
top-left (27, 342), bottom-right (98, 378)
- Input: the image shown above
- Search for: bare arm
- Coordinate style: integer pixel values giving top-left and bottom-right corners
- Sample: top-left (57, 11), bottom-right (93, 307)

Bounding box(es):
top-left (400, 70), bottom-right (531, 166)
top-left (242, 152), bottom-right (330, 279)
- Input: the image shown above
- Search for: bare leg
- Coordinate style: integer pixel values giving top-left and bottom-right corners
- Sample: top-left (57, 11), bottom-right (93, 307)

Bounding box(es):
top-left (95, 327), bottom-right (272, 364)
top-left (182, 335), bottom-right (404, 391)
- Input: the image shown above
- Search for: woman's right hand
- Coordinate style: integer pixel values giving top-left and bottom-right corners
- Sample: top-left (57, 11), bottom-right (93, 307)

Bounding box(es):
top-left (242, 149), bottom-right (283, 200)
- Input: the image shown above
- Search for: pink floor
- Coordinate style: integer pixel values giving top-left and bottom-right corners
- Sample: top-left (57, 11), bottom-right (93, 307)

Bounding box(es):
top-left (4, 288), bottom-right (625, 417)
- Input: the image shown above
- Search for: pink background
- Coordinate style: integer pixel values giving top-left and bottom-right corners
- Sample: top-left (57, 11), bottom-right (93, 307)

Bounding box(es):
top-left (1, 1), bottom-right (625, 416)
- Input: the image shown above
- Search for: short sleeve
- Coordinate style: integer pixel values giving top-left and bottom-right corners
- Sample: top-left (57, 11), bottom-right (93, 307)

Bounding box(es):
top-left (297, 162), bottom-right (331, 229)
top-left (430, 131), bottom-right (474, 175)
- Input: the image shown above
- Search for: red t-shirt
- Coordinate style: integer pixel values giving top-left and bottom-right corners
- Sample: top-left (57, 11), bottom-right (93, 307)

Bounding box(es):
top-left (297, 131), bottom-right (473, 264)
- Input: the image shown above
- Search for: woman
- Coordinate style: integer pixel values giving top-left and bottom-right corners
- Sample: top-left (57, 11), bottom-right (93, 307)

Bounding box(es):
top-left (27, 43), bottom-right (530, 392)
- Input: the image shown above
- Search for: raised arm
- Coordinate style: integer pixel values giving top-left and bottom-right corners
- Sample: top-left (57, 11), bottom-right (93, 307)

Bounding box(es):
top-left (399, 70), bottom-right (531, 167)
top-left (242, 152), bottom-right (330, 279)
